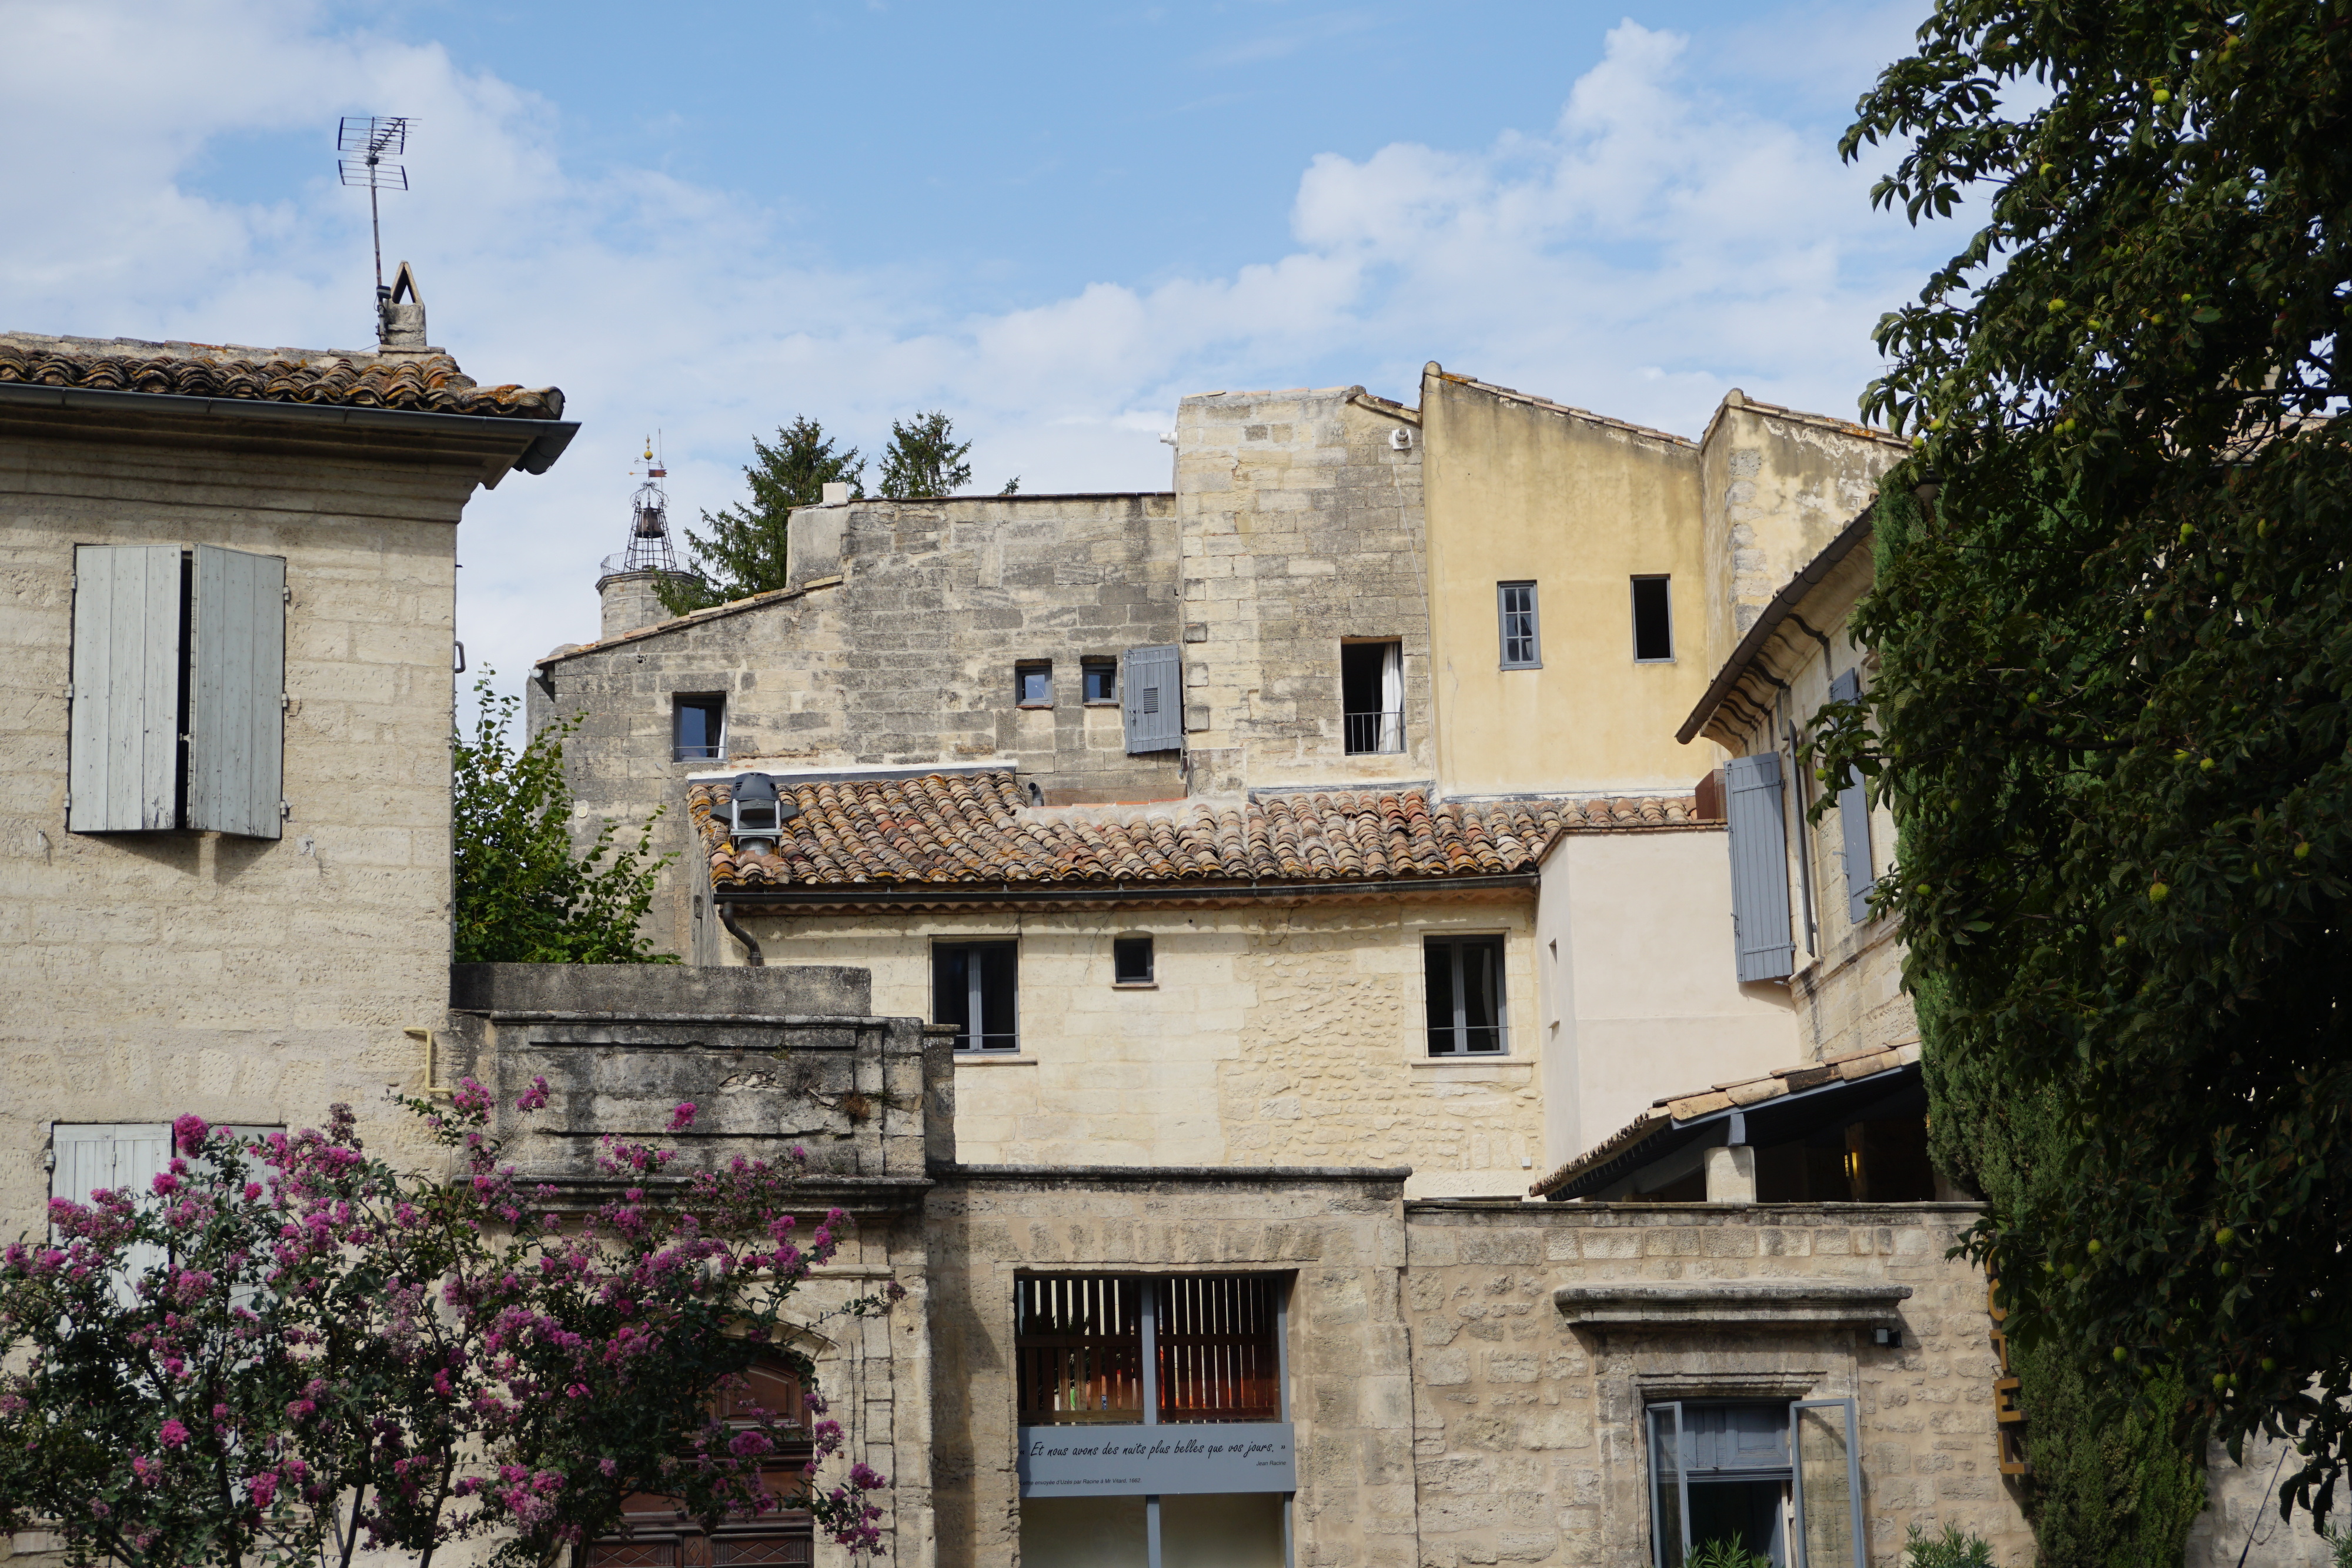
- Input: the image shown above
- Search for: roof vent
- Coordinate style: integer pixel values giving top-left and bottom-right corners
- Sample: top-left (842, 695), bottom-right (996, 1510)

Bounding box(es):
top-left (727, 773), bottom-right (800, 854)
top-left (379, 260), bottom-right (427, 350)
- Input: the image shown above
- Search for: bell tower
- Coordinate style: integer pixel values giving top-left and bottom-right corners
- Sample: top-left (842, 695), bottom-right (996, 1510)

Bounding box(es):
top-left (596, 437), bottom-right (692, 638)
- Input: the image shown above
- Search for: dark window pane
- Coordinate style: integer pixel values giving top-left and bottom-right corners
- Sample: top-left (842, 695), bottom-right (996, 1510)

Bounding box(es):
top-left (933, 946), bottom-right (971, 1045)
top-left (675, 698), bottom-right (724, 760)
top-left (1084, 662), bottom-right (1117, 703)
top-left (1424, 939), bottom-right (1458, 1054)
top-left (1156, 1274), bottom-right (1281, 1423)
top-left (1462, 937), bottom-right (1504, 1052)
top-left (1017, 1276), bottom-right (1144, 1423)
top-left (1018, 665), bottom-right (1053, 705)
top-left (1633, 577), bottom-right (1674, 661)
top-left (1425, 935), bottom-right (1506, 1055)
top-left (1113, 936), bottom-right (1153, 984)
top-left (977, 942), bottom-right (1019, 1050)
top-left (1499, 583), bottom-right (1539, 667)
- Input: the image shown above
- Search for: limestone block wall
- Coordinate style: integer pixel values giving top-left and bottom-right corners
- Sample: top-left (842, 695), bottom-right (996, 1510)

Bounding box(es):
top-left (0, 424), bottom-right (485, 1245)
top-left (734, 899), bottom-right (1545, 1199)
top-left (1402, 1202), bottom-right (2032, 1568)
top-left (534, 493), bottom-right (1184, 958)
top-left (923, 1169), bottom-right (1413, 1568)
top-left (1696, 397), bottom-right (1907, 661)
top-left (1172, 389), bottom-right (1432, 794)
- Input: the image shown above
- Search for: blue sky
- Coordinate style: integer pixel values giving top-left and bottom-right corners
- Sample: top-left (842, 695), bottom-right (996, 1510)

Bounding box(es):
top-left (0, 0), bottom-right (1956, 702)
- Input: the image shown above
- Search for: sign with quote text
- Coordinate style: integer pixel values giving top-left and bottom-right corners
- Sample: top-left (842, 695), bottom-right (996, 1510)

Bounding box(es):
top-left (1017, 1422), bottom-right (1296, 1497)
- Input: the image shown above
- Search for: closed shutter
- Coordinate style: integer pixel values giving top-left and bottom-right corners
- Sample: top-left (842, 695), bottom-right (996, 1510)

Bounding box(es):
top-left (51, 1123), bottom-right (173, 1290)
top-left (187, 546), bottom-right (286, 838)
top-left (1121, 643), bottom-right (1181, 754)
top-left (1830, 669), bottom-right (1875, 925)
top-left (68, 546), bottom-right (183, 833)
top-left (1725, 751), bottom-right (1795, 981)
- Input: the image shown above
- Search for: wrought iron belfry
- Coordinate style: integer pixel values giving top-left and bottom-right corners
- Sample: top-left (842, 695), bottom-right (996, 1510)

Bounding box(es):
top-left (622, 437), bottom-right (678, 573)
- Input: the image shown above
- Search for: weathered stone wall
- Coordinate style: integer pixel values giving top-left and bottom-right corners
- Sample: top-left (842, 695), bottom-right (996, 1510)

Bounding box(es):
top-left (1403, 1201), bottom-right (2032, 1568)
top-left (533, 493), bottom-right (1184, 959)
top-left (0, 418), bottom-right (489, 1246)
top-left (923, 1168), bottom-right (1412, 1568)
top-left (734, 898), bottom-right (1544, 1198)
top-left (1172, 388), bottom-right (1432, 794)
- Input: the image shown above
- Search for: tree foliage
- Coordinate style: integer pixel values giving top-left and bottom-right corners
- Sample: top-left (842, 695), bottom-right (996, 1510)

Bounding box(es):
top-left (0, 1094), bottom-right (896, 1567)
top-left (875, 410), bottom-right (973, 500)
top-left (657, 418), bottom-right (866, 616)
top-left (453, 675), bottom-right (675, 964)
top-left (1830, 0), bottom-right (2352, 1534)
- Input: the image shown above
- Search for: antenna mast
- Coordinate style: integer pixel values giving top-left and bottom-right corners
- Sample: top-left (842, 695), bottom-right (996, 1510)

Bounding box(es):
top-left (338, 116), bottom-right (411, 307)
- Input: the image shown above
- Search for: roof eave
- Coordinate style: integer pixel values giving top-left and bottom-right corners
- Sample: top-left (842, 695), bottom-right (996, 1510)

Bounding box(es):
top-left (1674, 507), bottom-right (1877, 747)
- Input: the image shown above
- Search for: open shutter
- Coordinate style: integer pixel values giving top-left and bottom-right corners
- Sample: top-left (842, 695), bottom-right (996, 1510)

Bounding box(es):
top-left (187, 545), bottom-right (286, 838)
top-left (68, 546), bottom-right (183, 833)
top-left (1725, 751), bottom-right (1795, 981)
top-left (1646, 1402), bottom-right (1689, 1568)
top-left (1791, 1398), bottom-right (1866, 1568)
top-left (1122, 643), bottom-right (1181, 754)
top-left (1829, 670), bottom-right (1874, 925)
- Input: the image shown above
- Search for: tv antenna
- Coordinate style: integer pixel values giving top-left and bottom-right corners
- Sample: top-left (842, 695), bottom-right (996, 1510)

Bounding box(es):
top-left (338, 116), bottom-right (411, 299)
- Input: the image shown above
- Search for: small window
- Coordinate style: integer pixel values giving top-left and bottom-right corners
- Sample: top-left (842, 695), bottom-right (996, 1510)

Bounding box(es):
top-left (1498, 581), bottom-right (1540, 668)
top-left (1017, 662), bottom-right (1054, 708)
top-left (1112, 935), bottom-right (1154, 985)
top-left (1083, 658), bottom-right (1118, 704)
top-left (1424, 935), bottom-right (1506, 1055)
top-left (934, 940), bottom-right (1019, 1051)
top-left (674, 694), bottom-right (726, 762)
top-left (1633, 576), bottom-right (1674, 661)
top-left (1340, 640), bottom-right (1404, 755)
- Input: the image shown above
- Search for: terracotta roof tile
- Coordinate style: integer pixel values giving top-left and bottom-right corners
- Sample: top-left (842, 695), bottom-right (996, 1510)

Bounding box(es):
top-left (0, 333), bottom-right (563, 420)
top-left (694, 772), bottom-right (1698, 893)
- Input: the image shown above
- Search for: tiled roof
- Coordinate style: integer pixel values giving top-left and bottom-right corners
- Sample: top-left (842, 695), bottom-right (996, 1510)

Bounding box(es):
top-left (695, 771), bottom-right (1699, 894)
top-left (1527, 1042), bottom-right (1922, 1199)
top-left (0, 333), bottom-right (564, 420)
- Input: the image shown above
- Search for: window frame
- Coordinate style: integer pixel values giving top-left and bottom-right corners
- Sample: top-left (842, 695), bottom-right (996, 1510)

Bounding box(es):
top-left (1339, 638), bottom-right (1406, 756)
top-left (1422, 932), bottom-right (1509, 1057)
top-left (1081, 658), bottom-right (1119, 706)
top-left (933, 938), bottom-right (1021, 1052)
top-left (672, 693), bottom-right (727, 763)
top-left (1015, 1272), bottom-right (1288, 1428)
top-left (1015, 661), bottom-right (1054, 710)
top-left (1631, 574), bottom-right (1675, 663)
top-left (1497, 581), bottom-right (1542, 669)
top-left (1111, 935), bottom-right (1155, 987)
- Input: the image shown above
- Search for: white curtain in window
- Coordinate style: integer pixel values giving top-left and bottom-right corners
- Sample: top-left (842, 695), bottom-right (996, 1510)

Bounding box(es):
top-left (1378, 642), bottom-right (1403, 754)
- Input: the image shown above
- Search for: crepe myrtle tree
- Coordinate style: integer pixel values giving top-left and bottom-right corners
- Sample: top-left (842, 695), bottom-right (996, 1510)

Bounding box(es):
top-left (0, 1089), bottom-right (901, 1568)
top-left (1820, 0), bottom-right (2352, 1539)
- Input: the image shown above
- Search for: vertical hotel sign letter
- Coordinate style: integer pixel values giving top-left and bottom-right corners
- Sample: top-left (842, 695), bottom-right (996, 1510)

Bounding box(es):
top-left (1986, 1271), bottom-right (2029, 1475)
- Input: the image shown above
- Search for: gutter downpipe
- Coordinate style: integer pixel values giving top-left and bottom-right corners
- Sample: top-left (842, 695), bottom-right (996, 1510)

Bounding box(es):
top-left (717, 903), bottom-right (764, 966)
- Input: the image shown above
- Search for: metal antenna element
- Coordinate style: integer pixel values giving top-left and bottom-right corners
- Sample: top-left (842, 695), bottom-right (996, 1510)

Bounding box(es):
top-left (337, 116), bottom-right (411, 297)
top-left (621, 435), bottom-right (679, 574)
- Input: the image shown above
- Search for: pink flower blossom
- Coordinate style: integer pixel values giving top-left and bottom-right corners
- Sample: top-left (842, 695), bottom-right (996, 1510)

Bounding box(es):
top-left (158, 1419), bottom-right (189, 1447)
top-left (669, 1102), bottom-right (698, 1132)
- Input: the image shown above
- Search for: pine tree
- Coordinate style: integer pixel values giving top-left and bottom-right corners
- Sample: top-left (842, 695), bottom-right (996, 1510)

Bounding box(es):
top-left (656, 418), bottom-right (863, 616)
top-left (876, 410), bottom-right (973, 499)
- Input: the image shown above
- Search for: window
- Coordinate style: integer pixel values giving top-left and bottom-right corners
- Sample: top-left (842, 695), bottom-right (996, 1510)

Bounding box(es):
top-left (52, 1123), bottom-right (283, 1298)
top-left (1498, 581), bottom-right (1541, 668)
top-left (1081, 658), bottom-right (1118, 704)
top-left (1016, 662), bottom-right (1054, 708)
top-left (1646, 1399), bottom-right (1863, 1568)
top-left (70, 543), bottom-right (286, 838)
top-left (1633, 575), bottom-right (1675, 661)
top-left (673, 694), bottom-right (725, 762)
top-left (934, 940), bottom-right (1019, 1051)
top-left (589, 1357), bottom-right (816, 1567)
top-left (1112, 935), bottom-right (1154, 985)
top-left (1424, 935), bottom-right (1506, 1055)
top-left (1340, 640), bottom-right (1404, 755)
top-left (1120, 644), bottom-right (1181, 753)
top-left (1017, 1274), bottom-right (1283, 1426)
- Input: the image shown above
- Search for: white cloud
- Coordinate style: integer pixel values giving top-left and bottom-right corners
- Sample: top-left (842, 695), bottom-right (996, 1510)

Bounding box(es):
top-left (0, 3), bottom-right (1947, 712)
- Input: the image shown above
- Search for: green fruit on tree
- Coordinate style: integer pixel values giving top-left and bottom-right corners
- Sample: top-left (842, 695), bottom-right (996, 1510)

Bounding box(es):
top-left (2150, 882), bottom-right (2169, 901)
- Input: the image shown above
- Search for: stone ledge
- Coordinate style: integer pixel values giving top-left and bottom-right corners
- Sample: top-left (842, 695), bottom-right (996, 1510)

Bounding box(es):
top-left (1552, 1282), bottom-right (1912, 1328)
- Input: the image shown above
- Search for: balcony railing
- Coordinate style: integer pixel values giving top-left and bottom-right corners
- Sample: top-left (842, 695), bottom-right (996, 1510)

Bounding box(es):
top-left (1344, 710), bottom-right (1405, 755)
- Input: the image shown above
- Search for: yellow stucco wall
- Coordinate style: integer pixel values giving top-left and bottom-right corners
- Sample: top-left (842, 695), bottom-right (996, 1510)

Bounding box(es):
top-left (734, 901), bottom-right (1545, 1198)
top-left (1418, 367), bottom-right (1723, 797)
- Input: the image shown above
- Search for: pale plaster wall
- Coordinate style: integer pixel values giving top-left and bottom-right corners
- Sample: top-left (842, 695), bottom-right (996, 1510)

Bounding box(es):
top-left (734, 901), bottom-right (1545, 1198)
top-left (1172, 387), bottom-right (1434, 794)
top-left (923, 1172), bottom-right (1413, 1568)
top-left (1419, 369), bottom-right (1724, 797)
top-left (1535, 828), bottom-right (1798, 1169)
top-left (0, 427), bottom-right (483, 1246)
top-left (1404, 1202), bottom-right (2034, 1568)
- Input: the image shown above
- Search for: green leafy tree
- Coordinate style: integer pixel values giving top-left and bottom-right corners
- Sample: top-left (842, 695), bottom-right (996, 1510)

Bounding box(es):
top-left (656, 418), bottom-right (865, 616)
top-left (1827, 0), bottom-right (2352, 1543)
top-left (453, 674), bottom-right (676, 964)
top-left (875, 410), bottom-right (972, 499)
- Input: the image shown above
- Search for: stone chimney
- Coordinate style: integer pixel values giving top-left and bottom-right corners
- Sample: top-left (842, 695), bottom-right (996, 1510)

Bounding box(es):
top-left (377, 260), bottom-right (430, 352)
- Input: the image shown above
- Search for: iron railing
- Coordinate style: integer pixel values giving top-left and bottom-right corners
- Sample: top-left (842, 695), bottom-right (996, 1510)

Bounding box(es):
top-left (1344, 709), bottom-right (1405, 755)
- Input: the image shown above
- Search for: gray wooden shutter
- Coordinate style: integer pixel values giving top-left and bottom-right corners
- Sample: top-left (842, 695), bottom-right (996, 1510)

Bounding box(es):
top-left (51, 1123), bottom-right (173, 1290)
top-left (187, 545), bottom-right (286, 838)
top-left (68, 545), bottom-right (184, 833)
top-left (1830, 669), bottom-right (1875, 925)
top-left (1122, 643), bottom-right (1181, 754)
top-left (1725, 751), bottom-right (1795, 981)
